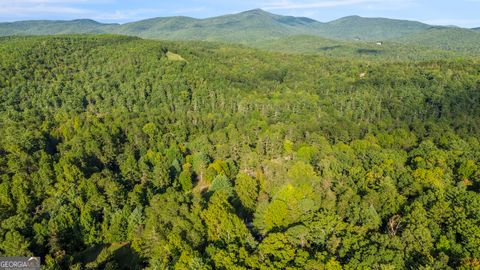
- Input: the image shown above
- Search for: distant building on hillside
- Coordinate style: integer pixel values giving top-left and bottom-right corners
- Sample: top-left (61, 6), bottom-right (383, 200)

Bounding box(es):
top-left (376, 42), bottom-right (383, 46)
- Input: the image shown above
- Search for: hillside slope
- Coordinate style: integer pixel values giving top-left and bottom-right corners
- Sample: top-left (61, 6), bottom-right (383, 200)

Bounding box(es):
top-left (0, 35), bottom-right (479, 269)
top-left (0, 10), bottom-right (479, 55)
top-left (253, 35), bottom-right (462, 60)
top-left (0, 10), bottom-right (434, 42)
top-left (396, 27), bottom-right (480, 53)
top-left (0, 19), bottom-right (114, 35)
top-left (113, 9), bottom-right (321, 43)
top-left (314, 16), bottom-right (430, 40)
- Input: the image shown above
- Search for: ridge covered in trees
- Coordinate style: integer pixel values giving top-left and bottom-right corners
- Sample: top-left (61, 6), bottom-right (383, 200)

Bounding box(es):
top-left (0, 35), bottom-right (479, 269)
top-left (1, 9), bottom-right (480, 57)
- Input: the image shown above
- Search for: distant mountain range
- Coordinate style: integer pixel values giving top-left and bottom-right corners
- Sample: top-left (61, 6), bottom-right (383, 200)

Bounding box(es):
top-left (1, 9), bottom-right (479, 54)
top-left (0, 19), bottom-right (115, 35)
top-left (396, 27), bottom-right (480, 53)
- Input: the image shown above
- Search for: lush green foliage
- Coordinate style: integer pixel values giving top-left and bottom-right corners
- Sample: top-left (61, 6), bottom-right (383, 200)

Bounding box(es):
top-left (396, 27), bottom-right (480, 54)
top-left (114, 9), bottom-right (318, 43)
top-left (253, 35), bottom-right (475, 61)
top-left (0, 10), bottom-right (318, 43)
top-left (0, 35), bottom-right (479, 269)
top-left (1, 9), bottom-right (480, 58)
top-left (0, 19), bottom-right (116, 36)
top-left (313, 15), bottom-right (430, 40)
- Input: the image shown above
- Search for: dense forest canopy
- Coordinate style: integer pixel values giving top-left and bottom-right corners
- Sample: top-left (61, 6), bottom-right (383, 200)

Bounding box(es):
top-left (2, 10), bottom-right (480, 58)
top-left (0, 35), bottom-right (479, 269)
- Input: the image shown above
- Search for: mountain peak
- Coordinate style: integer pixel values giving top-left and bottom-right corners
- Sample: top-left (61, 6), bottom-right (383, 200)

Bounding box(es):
top-left (242, 8), bottom-right (270, 14)
top-left (342, 15), bottom-right (363, 19)
top-left (71, 19), bottom-right (100, 23)
top-left (238, 9), bottom-right (276, 18)
top-left (2, 9), bottom-right (476, 46)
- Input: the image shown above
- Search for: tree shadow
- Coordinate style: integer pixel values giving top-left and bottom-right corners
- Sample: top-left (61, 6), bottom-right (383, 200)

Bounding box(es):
top-left (74, 242), bottom-right (144, 270)
top-left (357, 48), bottom-right (383, 55)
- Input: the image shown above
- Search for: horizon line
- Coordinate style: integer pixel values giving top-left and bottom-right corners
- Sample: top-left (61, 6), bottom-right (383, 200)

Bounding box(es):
top-left (0, 8), bottom-right (476, 29)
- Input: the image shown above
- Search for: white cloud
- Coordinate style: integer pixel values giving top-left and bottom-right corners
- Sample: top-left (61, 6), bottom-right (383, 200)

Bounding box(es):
top-left (90, 8), bottom-right (166, 21)
top-left (0, 0), bottom-right (96, 17)
top-left (0, 0), bottom-right (96, 3)
top-left (0, 0), bottom-right (140, 22)
top-left (0, 0), bottom-right (206, 22)
top-left (0, 5), bottom-right (89, 15)
top-left (260, 0), bottom-right (414, 10)
top-left (88, 7), bottom-right (208, 22)
top-left (172, 7), bottom-right (207, 14)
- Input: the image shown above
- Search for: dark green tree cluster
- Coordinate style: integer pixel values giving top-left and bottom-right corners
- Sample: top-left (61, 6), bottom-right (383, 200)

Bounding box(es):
top-left (0, 35), bottom-right (479, 269)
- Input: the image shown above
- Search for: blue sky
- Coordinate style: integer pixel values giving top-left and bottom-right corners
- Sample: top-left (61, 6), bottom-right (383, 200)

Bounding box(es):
top-left (0, 0), bottom-right (479, 28)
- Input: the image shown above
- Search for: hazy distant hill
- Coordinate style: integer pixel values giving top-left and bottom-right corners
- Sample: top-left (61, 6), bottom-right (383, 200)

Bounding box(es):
top-left (395, 27), bottom-right (480, 53)
top-left (254, 35), bottom-right (463, 61)
top-left (0, 19), bottom-right (115, 36)
top-left (314, 16), bottom-right (430, 40)
top-left (0, 9), bottom-right (478, 54)
top-left (0, 9), bottom-right (434, 42)
top-left (76, 11), bottom-right (435, 42)
top-left (113, 9), bottom-right (322, 43)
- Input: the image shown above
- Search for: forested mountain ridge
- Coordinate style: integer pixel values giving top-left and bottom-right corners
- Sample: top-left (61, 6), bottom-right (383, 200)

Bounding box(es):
top-left (0, 9), bottom-right (323, 43)
top-left (253, 34), bottom-right (472, 61)
top-left (0, 35), bottom-right (479, 269)
top-left (397, 27), bottom-right (480, 54)
top-left (314, 15), bottom-right (430, 40)
top-left (1, 9), bottom-right (479, 52)
top-left (113, 9), bottom-right (322, 43)
top-left (0, 19), bottom-right (117, 36)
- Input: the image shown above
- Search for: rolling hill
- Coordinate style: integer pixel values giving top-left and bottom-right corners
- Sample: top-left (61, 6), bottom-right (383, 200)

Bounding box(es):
top-left (395, 27), bottom-right (480, 53)
top-left (313, 16), bottom-right (430, 40)
top-left (0, 9), bottom-right (478, 55)
top-left (0, 19), bottom-right (115, 36)
top-left (0, 9), bottom-right (437, 42)
top-left (254, 35), bottom-right (461, 60)
top-left (113, 9), bottom-right (322, 43)
top-left (1, 34), bottom-right (480, 269)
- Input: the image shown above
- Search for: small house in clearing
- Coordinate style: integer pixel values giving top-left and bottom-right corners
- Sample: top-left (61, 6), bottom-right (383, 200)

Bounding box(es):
top-left (376, 42), bottom-right (383, 46)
